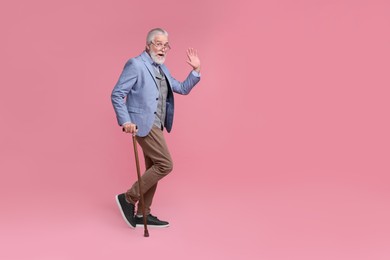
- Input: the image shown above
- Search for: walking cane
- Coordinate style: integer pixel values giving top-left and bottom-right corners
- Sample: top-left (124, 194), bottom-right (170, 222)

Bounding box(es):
top-left (124, 126), bottom-right (149, 237)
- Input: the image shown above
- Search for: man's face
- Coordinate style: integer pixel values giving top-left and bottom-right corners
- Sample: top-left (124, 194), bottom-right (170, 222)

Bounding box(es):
top-left (147, 34), bottom-right (169, 65)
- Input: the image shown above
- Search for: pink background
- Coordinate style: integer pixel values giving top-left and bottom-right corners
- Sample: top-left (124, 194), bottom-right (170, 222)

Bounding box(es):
top-left (1, 0), bottom-right (389, 259)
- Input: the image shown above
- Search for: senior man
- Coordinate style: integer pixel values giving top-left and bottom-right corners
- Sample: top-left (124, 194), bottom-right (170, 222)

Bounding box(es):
top-left (111, 28), bottom-right (201, 228)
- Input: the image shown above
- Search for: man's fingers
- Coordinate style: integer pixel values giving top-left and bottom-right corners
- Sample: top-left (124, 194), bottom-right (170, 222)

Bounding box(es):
top-left (187, 48), bottom-right (198, 61)
top-left (122, 124), bottom-right (138, 134)
top-left (187, 48), bottom-right (195, 57)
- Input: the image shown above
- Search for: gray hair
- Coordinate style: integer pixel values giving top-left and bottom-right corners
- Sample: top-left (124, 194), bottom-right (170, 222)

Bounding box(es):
top-left (146, 28), bottom-right (168, 44)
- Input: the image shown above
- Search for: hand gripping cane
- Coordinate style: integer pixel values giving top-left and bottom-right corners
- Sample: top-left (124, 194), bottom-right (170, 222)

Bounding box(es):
top-left (124, 126), bottom-right (149, 237)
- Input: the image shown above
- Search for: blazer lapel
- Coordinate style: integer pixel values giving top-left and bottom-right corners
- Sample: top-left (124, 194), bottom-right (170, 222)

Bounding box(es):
top-left (160, 65), bottom-right (173, 90)
top-left (141, 52), bottom-right (159, 89)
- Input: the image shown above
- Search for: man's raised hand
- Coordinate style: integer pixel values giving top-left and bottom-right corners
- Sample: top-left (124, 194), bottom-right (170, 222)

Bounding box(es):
top-left (186, 48), bottom-right (201, 73)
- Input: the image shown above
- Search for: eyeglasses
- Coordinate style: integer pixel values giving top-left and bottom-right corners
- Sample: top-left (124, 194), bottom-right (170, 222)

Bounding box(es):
top-left (150, 41), bottom-right (171, 51)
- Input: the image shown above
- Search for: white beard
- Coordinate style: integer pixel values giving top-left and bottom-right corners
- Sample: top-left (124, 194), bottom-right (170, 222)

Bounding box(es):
top-left (149, 51), bottom-right (166, 65)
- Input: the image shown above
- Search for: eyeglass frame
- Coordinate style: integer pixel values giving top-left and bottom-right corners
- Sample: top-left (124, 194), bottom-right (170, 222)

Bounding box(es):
top-left (150, 41), bottom-right (171, 51)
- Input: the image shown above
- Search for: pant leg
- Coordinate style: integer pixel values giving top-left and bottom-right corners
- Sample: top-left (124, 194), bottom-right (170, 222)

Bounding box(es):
top-left (125, 126), bottom-right (173, 214)
top-left (136, 151), bottom-right (158, 215)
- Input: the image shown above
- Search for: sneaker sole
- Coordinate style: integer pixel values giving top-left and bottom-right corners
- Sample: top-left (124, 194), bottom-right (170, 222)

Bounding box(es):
top-left (135, 223), bottom-right (170, 228)
top-left (115, 195), bottom-right (135, 229)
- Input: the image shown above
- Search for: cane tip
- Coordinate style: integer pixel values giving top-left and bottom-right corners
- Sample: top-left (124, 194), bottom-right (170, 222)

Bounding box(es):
top-left (144, 230), bottom-right (149, 237)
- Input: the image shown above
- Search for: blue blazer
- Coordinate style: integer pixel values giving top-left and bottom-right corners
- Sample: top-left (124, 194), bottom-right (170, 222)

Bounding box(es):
top-left (111, 51), bottom-right (200, 137)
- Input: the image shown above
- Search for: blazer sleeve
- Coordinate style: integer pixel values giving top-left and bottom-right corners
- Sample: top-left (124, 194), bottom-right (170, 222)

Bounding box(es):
top-left (111, 59), bottom-right (139, 126)
top-left (169, 71), bottom-right (201, 95)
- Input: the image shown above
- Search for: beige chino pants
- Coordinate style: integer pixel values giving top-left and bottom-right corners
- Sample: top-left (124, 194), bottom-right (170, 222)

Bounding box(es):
top-left (125, 126), bottom-right (173, 215)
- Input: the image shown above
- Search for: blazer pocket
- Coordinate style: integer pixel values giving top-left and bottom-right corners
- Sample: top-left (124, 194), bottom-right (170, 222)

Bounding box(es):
top-left (127, 106), bottom-right (144, 114)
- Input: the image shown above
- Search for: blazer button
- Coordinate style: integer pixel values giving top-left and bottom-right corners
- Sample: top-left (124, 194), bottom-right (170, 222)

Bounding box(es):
top-left (154, 112), bottom-right (157, 114)
top-left (156, 98), bottom-right (159, 100)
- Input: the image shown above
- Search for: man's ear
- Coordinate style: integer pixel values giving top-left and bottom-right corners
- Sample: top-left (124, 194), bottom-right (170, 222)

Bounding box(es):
top-left (146, 45), bottom-right (150, 51)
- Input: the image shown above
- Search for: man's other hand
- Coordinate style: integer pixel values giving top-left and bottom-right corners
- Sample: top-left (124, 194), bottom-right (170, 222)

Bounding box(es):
top-left (122, 123), bottom-right (138, 135)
